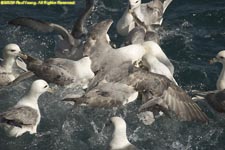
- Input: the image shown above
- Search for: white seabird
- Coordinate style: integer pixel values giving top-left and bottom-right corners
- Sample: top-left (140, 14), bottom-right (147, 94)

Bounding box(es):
top-left (191, 50), bottom-right (225, 109)
top-left (85, 61), bottom-right (208, 122)
top-left (191, 51), bottom-right (225, 112)
top-left (0, 79), bottom-right (51, 137)
top-left (0, 43), bottom-right (26, 86)
top-left (116, 0), bottom-right (173, 36)
top-left (209, 50), bottom-right (225, 90)
top-left (109, 116), bottom-right (137, 150)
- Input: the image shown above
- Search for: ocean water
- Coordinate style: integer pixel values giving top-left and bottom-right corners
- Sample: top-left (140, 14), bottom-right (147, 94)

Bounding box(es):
top-left (0, 0), bottom-right (225, 149)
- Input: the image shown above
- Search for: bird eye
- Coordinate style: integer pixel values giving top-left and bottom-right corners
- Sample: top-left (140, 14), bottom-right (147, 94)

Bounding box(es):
top-left (10, 49), bottom-right (16, 52)
top-left (135, 0), bottom-right (139, 3)
top-left (44, 85), bottom-right (48, 88)
top-left (219, 56), bottom-right (224, 59)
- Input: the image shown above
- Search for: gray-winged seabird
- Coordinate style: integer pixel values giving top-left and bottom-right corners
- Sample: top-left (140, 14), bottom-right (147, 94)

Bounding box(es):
top-left (0, 79), bottom-right (52, 137)
top-left (63, 80), bottom-right (138, 107)
top-left (0, 44), bottom-right (28, 86)
top-left (209, 50), bottom-right (225, 90)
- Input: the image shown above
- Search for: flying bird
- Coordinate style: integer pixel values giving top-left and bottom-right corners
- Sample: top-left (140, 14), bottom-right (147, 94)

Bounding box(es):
top-left (8, 0), bottom-right (94, 60)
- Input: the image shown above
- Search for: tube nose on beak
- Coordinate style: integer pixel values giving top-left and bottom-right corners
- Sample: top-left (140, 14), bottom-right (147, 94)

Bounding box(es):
top-left (18, 52), bottom-right (28, 59)
top-left (47, 87), bottom-right (54, 93)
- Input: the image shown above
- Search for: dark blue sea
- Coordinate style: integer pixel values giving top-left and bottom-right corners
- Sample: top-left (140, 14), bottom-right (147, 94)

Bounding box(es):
top-left (0, 0), bottom-right (225, 149)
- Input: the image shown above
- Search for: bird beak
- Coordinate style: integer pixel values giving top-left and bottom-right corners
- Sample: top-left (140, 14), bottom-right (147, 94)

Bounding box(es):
top-left (47, 87), bottom-right (54, 93)
top-left (18, 52), bottom-right (28, 60)
top-left (209, 58), bottom-right (218, 64)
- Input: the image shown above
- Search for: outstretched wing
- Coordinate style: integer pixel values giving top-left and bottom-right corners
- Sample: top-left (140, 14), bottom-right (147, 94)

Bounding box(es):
top-left (123, 69), bottom-right (208, 122)
top-left (9, 17), bottom-right (74, 46)
top-left (71, 0), bottom-right (94, 38)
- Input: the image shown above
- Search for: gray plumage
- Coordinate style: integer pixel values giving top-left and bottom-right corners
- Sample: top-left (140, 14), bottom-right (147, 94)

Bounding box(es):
top-left (124, 27), bottom-right (146, 45)
top-left (83, 19), bottom-right (113, 72)
top-left (0, 106), bottom-right (38, 128)
top-left (116, 0), bottom-right (173, 36)
top-left (19, 54), bottom-right (94, 86)
top-left (9, 17), bottom-right (75, 46)
top-left (63, 81), bottom-right (138, 107)
top-left (0, 79), bottom-right (49, 137)
top-left (124, 26), bottom-right (160, 45)
top-left (124, 69), bottom-right (208, 122)
top-left (205, 90), bottom-right (225, 113)
top-left (84, 19), bottom-right (146, 74)
top-left (0, 44), bottom-right (25, 86)
top-left (88, 62), bottom-right (208, 122)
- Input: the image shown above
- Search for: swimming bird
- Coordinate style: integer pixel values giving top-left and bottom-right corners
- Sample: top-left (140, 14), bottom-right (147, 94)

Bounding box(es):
top-left (141, 52), bottom-right (177, 85)
top-left (209, 50), bottom-right (225, 90)
top-left (204, 90), bottom-right (225, 113)
top-left (8, 0), bottom-right (94, 60)
top-left (83, 19), bottom-right (146, 73)
top-left (19, 54), bottom-right (94, 87)
top-left (0, 44), bottom-right (27, 86)
top-left (116, 0), bottom-right (173, 36)
top-left (191, 51), bottom-right (225, 112)
top-left (109, 116), bottom-right (137, 150)
top-left (62, 80), bottom-right (138, 107)
top-left (0, 79), bottom-right (51, 137)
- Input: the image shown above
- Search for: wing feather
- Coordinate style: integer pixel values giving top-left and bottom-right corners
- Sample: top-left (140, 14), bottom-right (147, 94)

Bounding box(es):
top-left (9, 17), bottom-right (74, 46)
top-left (0, 106), bottom-right (38, 127)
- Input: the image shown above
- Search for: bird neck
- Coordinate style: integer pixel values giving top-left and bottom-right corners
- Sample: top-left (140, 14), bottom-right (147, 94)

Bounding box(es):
top-left (27, 90), bottom-right (42, 100)
top-left (18, 90), bottom-right (41, 108)
top-left (217, 65), bottom-right (225, 90)
top-left (2, 55), bottom-right (16, 72)
top-left (110, 126), bottom-right (130, 149)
